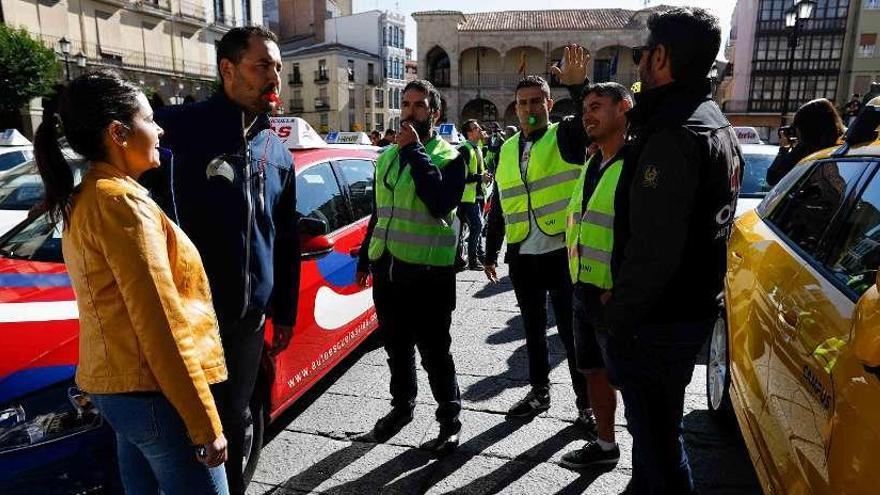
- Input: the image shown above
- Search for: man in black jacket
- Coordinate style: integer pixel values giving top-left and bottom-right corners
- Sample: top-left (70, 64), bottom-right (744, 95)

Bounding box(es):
top-left (143, 27), bottom-right (300, 494)
top-left (601, 8), bottom-right (741, 494)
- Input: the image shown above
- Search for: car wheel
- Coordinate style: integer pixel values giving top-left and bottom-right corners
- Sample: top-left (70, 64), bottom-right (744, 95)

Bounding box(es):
top-left (707, 313), bottom-right (734, 424)
top-left (242, 395), bottom-right (265, 485)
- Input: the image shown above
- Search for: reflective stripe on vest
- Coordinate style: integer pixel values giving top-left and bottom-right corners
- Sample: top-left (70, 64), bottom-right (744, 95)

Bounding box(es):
top-left (496, 124), bottom-right (582, 244)
top-left (368, 136), bottom-right (460, 266)
top-left (565, 156), bottom-right (624, 288)
top-left (460, 141), bottom-right (479, 203)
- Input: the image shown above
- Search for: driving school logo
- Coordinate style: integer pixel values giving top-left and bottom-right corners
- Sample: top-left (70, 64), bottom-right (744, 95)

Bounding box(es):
top-left (642, 165), bottom-right (659, 188)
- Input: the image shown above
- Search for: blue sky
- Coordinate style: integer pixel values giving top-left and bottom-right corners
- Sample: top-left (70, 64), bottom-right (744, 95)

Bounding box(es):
top-left (352, 0), bottom-right (735, 61)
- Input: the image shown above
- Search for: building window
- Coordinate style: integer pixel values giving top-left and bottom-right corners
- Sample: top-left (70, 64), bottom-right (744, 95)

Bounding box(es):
top-left (375, 89), bottom-right (384, 108)
top-left (347, 59), bottom-right (355, 81)
top-left (399, 30), bottom-right (405, 48)
top-left (320, 113), bottom-right (329, 127)
top-left (868, 0), bottom-right (880, 9)
top-left (375, 113), bottom-right (384, 131)
top-left (242, 0), bottom-right (251, 25)
top-left (368, 63), bottom-right (375, 84)
top-left (292, 63), bottom-right (301, 83)
top-left (365, 112), bottom-right (372, 129)
top-left (859, 33), bottom-right (877, 57)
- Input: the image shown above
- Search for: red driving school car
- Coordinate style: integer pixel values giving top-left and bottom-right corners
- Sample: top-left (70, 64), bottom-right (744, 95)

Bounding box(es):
top-left (0, 117), bottom-right (380, 493)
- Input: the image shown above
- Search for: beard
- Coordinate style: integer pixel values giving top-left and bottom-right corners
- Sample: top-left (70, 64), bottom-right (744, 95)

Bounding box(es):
top-left (403, 116), bottom-right (432, 138)
top-left (638, 57), bottom-right (657, 91)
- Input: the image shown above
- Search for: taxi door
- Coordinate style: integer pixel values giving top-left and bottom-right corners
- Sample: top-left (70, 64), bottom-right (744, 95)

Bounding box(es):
top-left (763, 159), bottom-right (875, 493)
top-left (818, 165), bottom-right (880, 493)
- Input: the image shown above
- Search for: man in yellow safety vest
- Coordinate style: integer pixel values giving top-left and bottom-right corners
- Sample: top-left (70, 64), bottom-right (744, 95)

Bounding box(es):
top-left (559, 82), bottom-right (634, 469)
top-left (483, 46), bottom-right (594, 430)
top-left (356, 79), bottom-right (469, 455)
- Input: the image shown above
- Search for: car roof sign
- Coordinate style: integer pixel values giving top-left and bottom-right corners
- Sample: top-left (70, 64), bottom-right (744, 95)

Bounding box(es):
top-left (437, 123), bottom-right (461, 144)
top-left (0, 129), bottom-right (31, 146)
top-left (269, 117), bottom-right (327, 149)
top-left (734, 127), bottom-right (763, 145)
top-left (326, 131), bottom-right (371, 145)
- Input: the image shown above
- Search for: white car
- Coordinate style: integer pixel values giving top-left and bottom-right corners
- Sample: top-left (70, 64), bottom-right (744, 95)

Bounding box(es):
top-left (0, 152), bottom-right (84, 236)
top-left (0, 129), bottom-right (34, 177)
top-left (736, 143), bottom-right (778, 216)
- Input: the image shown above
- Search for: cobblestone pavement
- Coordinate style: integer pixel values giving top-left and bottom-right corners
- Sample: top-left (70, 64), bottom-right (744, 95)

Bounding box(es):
top-left (247, 264), bottom-right (762, 495)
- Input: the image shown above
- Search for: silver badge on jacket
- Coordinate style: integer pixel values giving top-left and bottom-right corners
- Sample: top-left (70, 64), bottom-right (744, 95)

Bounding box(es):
top-left (206, 157), bottom-right (235, 183)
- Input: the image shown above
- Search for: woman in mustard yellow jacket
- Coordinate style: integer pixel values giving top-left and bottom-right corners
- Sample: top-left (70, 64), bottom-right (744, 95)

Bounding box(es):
top-left (34, 71), bottom-right (229, 495)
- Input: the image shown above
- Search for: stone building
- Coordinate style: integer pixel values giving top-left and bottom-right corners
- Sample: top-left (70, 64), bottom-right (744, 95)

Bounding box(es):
top-left (1, 0), bottom-right (262, 134)
top-left (280, 43), bottom-right (381, 133)
top-left (412, 7), bottom-right (668, 127)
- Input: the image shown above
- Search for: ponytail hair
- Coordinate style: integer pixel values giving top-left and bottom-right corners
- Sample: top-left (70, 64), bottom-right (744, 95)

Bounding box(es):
top-left (33, 70), bottom-right (141, 225)
top-left (34, 111), bottom-right (73, 224)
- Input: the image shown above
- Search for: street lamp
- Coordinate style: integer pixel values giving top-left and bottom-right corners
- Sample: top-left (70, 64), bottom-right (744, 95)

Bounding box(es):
top-left (58, 37), bottom-right (72, 81)
top-left (780, 0), bottom-right (816, 127)
top-left (75, 52), bottom-right (87, 70)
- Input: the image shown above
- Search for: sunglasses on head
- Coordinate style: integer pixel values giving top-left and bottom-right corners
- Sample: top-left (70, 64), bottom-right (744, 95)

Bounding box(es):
top-left (632, 45), bottom-right (653, 65)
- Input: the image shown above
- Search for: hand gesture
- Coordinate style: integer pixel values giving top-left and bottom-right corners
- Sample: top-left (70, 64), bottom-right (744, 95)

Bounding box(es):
top-left (550, 45), bottom-right (591, 87)
top-left (484, 263), bottom-right (499, 284)
top-left (269, 324), bottom-right (294, 356)
top-left (197, 434), bottom-right (228, 468)
top-left (397, 122), bottom-right (420, 149)
top-left (356, 270), bottom-right (371, 288)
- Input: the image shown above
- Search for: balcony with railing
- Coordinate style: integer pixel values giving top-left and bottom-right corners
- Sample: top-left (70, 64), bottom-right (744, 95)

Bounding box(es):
top-left (32, 31), bottom-right (216, 80)
top-left (314, 69), bottom-right (329, 83)
top-left (130, 0), bottom-right (171, 15)
top-left (289, 98), bottom-right (304, 112)
top-left (178, 0), bottom-right (207, 22)
top-left (460, 72), bottom-right (526, 89)
top-left (288, 73), bottom-right (302, 86)
top-left (315, 97), bottom-right (330, 110)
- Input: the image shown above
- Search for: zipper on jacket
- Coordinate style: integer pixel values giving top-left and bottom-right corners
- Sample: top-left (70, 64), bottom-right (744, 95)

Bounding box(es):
top-left (241, 112), bottom-right (254, 319)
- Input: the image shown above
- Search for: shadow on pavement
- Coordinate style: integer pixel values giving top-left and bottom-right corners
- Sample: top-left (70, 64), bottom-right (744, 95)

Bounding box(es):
top-left (444, 424), bottom-right (598, 494)
top-left (463, 331), bottom-right (571, 403)
top-left (485, 315), bottom-right (524, 345)
top-left (472, 276), bottom-right (513, 299)
top-left (361, 417), bottom-right (532, 493)
top-left (683, 410), bottom-right (761, 494)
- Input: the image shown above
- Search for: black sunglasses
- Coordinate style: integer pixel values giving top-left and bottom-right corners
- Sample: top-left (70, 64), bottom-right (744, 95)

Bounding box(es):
top-left (632, 45), bottom-right (653, 65)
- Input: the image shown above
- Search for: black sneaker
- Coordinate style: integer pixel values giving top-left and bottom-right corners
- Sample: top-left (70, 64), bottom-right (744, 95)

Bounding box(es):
top-left (420, 420), bottom-right (461, 456)
top-left (468, 260), bottom-right (484, 271)
top-left (561, 441), bottom-right (620, 469)
top-left (371, 407), bottom-right (413, 442)
top-left (575, 408), bottom-right (598, 439)
top-left (507, 388), bottom-right (550, 417)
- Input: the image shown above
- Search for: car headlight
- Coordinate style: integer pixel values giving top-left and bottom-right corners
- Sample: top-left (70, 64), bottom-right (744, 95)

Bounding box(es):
top-left (0, 385), bottom-right (102, 455)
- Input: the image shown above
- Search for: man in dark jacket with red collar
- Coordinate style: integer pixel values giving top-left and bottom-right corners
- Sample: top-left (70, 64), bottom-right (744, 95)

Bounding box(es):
top-left (143, 27), bottom-right (300, 495)
top-left (600, 8), bottom-right (742, 494)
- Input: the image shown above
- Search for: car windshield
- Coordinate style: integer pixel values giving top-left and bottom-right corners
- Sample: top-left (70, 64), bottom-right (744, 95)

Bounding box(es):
top-left (0, 212), bottom-right (63, 263)
top-left (0, 159), bottom-right (85, 211)
top-left (0, 150), bottom-right (33, 172)
top-left (0, 162), bottom-right (43, 210)
top-left (741, 152), bottom-right (775, 197)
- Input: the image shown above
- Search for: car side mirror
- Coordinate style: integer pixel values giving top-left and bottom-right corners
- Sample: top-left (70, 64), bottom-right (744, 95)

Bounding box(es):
top-left (852, 273), bottom-right (880, 370)
top-left (299, 217), bottom-right (334, 259)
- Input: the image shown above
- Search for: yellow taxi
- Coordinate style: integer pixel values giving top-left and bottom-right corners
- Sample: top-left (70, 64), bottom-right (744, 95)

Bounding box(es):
top-left (708, 99), bottom-right (880, 494)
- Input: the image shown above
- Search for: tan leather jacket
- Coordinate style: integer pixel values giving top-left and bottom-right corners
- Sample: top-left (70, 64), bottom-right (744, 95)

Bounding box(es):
top-left (65, 163), bottom-right (227, 445)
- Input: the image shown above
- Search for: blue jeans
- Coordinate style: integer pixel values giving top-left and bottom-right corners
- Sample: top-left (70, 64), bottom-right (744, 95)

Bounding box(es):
top-left (457, 202), bottom-right (484, 263)
top-left (91, 392), bottom-right (229, 495)
top-left (597, 320), bottom-right (713, 495)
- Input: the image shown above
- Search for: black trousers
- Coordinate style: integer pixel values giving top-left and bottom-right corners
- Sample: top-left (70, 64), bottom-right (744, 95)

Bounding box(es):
top-left (372, 255), bottom-right (461, 425)
top-left (508, 248), bottom-right (589, 410)
top-left (210, 311), bottom-right (265, 495)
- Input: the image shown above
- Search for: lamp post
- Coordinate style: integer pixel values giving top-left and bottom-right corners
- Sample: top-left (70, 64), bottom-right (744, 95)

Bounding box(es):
top-left (58, 37), bottom-right (71, 82)
top-left (75, 52), bottom-right (87, 73)
top-left (780, 0), bottom-right (816, 127)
